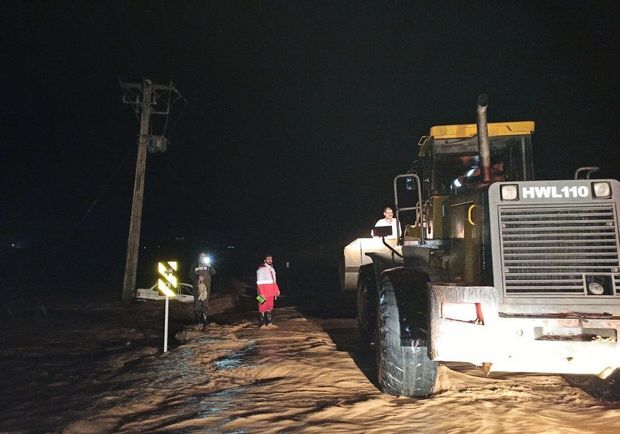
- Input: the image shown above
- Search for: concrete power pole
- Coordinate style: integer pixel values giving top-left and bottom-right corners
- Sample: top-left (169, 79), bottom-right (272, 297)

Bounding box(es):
top-left (119, 79), bottom-right (184, 301)
top-left (121, 79), bottom-right (153, 301)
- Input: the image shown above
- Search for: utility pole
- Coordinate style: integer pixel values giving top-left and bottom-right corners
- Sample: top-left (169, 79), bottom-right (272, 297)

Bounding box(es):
top-left (120, 79), bottom-right (184, 301)
top-left (121, 79), bottom-right (152, 301)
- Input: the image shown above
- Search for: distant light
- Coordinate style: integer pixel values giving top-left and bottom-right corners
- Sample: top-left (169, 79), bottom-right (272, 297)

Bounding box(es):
top-left (202, 255), bottom-right (212, 265)
top-left (227, 245), bottom-right (235, 249)
top-left (11, 243), bottom-right (15, 248)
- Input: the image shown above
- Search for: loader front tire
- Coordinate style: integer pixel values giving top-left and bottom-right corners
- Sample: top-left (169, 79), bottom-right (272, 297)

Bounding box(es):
top-left (564, 371), bottom-right (620, 401)
top-left (376, 275), bottom-right (437, 397)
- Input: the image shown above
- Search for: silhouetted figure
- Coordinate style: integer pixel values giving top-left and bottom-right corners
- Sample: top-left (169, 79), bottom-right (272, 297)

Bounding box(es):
top-left (190, 252), bottom-right (216, 329)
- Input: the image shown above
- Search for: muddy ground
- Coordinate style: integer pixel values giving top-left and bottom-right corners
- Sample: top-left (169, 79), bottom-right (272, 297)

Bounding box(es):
top-left (2, 277), bottom-right (620, 433)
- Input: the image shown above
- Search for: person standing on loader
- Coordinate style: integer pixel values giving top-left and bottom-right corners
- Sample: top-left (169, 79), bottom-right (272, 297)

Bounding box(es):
top-left (190, 252), bottom-right (216, 329)
top-left (256, 255), bottom-right (280, 328)
top-left (371, 206), bottom-right (399, 239)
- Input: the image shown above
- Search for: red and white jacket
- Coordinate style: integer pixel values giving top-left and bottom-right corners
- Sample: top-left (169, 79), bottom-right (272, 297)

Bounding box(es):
top-left (257, 262), bottom-right (280, 297)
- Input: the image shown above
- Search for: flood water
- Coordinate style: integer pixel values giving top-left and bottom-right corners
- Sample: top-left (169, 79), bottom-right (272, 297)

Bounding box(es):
top-left (2, 278), bottom-right (620, 433)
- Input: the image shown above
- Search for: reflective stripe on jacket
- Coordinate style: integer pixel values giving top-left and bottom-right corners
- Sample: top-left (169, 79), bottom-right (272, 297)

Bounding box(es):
top-left (257, 263), bottom-right (279, 297)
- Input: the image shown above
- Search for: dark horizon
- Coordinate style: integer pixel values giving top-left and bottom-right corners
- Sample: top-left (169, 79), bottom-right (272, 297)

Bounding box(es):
top-left (3, 1), bottom-right (620, 294)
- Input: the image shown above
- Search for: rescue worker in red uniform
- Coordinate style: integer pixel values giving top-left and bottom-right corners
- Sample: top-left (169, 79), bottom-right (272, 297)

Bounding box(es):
top-left (256, 255), bottom-right (280, 327)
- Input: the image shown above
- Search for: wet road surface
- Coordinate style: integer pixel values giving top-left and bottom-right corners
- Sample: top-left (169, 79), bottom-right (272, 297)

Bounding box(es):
top-left (3, 286), bottom-right (620, 433)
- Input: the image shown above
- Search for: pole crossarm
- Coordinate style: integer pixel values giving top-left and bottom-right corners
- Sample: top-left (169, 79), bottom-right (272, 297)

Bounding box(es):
top-left (120, 80), bottom-right (184, 114)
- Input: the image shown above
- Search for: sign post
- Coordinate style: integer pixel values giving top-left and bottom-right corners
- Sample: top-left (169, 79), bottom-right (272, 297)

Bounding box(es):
top-left (164, 295), bottom-right (170, 353)
top-left (157, 261), bottom-right (178, 353)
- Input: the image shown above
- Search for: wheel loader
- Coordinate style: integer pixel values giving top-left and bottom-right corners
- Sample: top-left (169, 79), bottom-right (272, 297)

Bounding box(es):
top-left (344, 95), bottom-right (620, 398)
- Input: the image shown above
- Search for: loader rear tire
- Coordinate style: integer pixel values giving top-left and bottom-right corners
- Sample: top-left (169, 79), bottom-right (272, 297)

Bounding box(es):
top-left (356, 267), bottom-right (376, 345)
top-left (376, 276), bottom-right (437, 397)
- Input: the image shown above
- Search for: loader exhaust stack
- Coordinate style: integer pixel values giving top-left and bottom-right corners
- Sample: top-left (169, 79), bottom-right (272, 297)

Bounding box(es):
top-left (476, 94), bottom-right (492, 182)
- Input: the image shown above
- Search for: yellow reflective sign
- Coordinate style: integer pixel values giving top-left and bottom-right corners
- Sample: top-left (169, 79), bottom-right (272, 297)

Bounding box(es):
top-left (157, 261), bottom-right (178, 297)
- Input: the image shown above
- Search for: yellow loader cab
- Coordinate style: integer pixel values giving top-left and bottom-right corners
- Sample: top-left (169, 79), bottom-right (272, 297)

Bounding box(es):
top-left (405, 120), bottom-right (536, 242)
top-left (428, 121), bottom-right (535, 141)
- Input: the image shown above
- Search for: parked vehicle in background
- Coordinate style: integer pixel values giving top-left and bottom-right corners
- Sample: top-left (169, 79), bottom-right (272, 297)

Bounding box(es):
top-left (136, 282), bottom-right (195, 303)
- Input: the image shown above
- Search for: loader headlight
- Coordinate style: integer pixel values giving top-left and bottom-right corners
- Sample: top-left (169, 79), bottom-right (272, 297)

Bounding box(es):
top-left (586, 275), bottom-right (613, 296)
top-left (588, 282), bottom-right (605, 295)
top-left (500, 184), bottom-right (519, 201)
top-left (592, 182), bottom-right (611, 199)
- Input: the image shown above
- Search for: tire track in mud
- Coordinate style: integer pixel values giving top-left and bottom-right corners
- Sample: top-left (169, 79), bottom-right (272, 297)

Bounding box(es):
top-left (129, 306), bottom-right (620, 434)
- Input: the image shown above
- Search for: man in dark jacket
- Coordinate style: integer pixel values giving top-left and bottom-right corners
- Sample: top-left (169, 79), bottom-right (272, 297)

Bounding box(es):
top-left (190, 252), bottom-right (216, 329)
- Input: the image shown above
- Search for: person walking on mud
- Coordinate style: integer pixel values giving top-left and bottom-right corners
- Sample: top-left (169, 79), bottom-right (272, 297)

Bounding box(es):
top-left (256, 255), bottom-right (280, 328)
top-left (190, 252), bottom-right (216, 330)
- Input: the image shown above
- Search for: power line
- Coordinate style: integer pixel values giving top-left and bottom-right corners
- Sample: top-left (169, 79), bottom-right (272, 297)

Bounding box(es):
top-left (58, 148), bottom-right (133, 249)
top-left (119, 2), bottom-right (145, 75)
top-left (160, 0), bottom-right (173, 80)
top-left (162, 92), bottom-right (188, 141)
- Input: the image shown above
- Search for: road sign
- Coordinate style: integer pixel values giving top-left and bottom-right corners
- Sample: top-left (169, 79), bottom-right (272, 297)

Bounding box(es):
top-left (157, 260), bottom-right (178, 353)
top-left (157, 261), bottom-right (178, 297)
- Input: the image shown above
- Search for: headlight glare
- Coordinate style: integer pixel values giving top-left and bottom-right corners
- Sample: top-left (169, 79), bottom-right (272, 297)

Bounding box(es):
top-left (500, 184), bottom-right (519, 201)
top-left (592, 182), bottom-right (611, 198)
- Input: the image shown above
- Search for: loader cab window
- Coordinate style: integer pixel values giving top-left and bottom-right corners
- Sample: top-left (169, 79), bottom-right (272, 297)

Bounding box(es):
top-left (430, 134), bottom-right (533, 195)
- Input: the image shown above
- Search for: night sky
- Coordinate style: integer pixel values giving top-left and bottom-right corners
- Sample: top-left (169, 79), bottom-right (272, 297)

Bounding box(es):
top-left (2, 1), bottom-right (620, 291)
